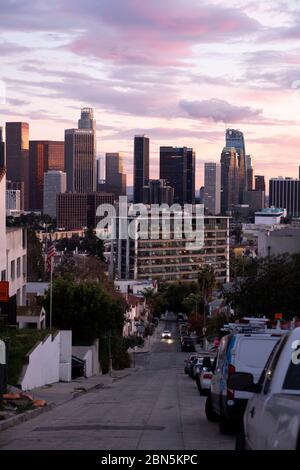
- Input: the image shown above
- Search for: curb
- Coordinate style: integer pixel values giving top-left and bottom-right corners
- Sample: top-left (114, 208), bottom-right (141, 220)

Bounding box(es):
top-left (0, 402), bottom-right (56, 432)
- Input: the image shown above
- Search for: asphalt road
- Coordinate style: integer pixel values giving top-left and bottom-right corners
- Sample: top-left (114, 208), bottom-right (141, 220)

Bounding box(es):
top-left (0, 318), bottom-right (234, 450)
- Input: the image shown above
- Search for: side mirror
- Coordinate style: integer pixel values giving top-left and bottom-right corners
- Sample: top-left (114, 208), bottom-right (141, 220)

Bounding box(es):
top-left (227, 372), bottom-right (259, 393)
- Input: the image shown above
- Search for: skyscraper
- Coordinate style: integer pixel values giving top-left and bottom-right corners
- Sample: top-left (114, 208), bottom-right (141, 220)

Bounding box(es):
top-left (133, 135), bottom-right (149, 203)
top-left (65, 109), bottom-right (96, 193)
top-left (246, 155), bottom-right (254, 191)
top-left (220, 147), bottom-right (239, 214)
top-left (0, 127), bottom-right (5, 168)
top-left (255, 175), bottom-right (266, 193)
top-left (269, 178), bottom-right (300, 217)
top-left (29, 140), bottom-right (64, 210)
top-left (204, 162), bottom-right (221, 215)
top-left (43, 170), bottom-right (67, 219)
top-left (226, 129), bottom-right (247, 202)
top-left (5, 122), bottom-right (29, 209)
top-left (160, 146), bottom-right (195, 205)
top-left (105, 152), bottom-right (127, 198)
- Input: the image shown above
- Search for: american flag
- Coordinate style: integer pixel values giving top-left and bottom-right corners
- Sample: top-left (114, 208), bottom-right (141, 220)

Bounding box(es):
top-left (46, 237), bottom-right (56, 273)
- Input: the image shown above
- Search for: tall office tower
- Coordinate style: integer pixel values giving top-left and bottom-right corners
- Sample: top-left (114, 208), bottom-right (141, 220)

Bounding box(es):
top-left (226, 129), bottom-right (247, 202)
top-left (0, 127), bottom-right (5, 167)
top-left (143, 179), bottom-right (174, 205)
top-left (220, 147), bottom-right (239, 214)
top-left (5, 122), bottom-right (29, 209)
top-left (246, 155), bottom-right (254, 191)
top-left (43, 170), bottom-right (66, 219)
top-left (29, 141), bottom-right (64, 211)
top-left (78, 107), bottom-right (96, 132)
top-left (160, 146), bottom-right (195, 205)
top-left (199, 186), bottom-right (205, 204)
top-left (96, 156), bottom-right (104, 184)
top-left (133, 135), bottom-right (149, 203)
top-left (65, 109), bottom-right (96, 193)
top-left (105, 152), bottom-right (127, 198)
top-left (204, 162), bottom-right (221, 215)
top-left (269, 177), bottom-right (300, 217)
top-left (255, 175), bottom-right (266, 193)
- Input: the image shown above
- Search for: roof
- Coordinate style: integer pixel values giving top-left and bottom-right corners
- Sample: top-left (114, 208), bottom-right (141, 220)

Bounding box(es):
top-left (270, 228), bottom-right (300, 237)
top-left (17, 306), bottom-right (45, 317)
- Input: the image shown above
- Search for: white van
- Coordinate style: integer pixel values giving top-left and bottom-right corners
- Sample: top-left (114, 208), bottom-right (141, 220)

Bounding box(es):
top-left (206, 328), bottom-right (283, 434)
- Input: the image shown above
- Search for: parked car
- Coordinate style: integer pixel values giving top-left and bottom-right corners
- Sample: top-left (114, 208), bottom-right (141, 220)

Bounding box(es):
top-left (229, 327), bottom-right (300, 450)
top-left (196, 357), bottom-right (214, 395)
top-left (181, 337), bottom-right (196, 352)
top-left (184, 354), bottom-right (199, 374)
top-left (206, 327), bottom-right (283, 433)
top-left (161, 329), bottom-right (171, 339)
top-left (190, 357), bottom-right (206, 379)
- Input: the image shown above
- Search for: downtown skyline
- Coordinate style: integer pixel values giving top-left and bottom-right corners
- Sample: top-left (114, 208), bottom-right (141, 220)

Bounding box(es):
top-left (1, 1), bottom-right (300, 187)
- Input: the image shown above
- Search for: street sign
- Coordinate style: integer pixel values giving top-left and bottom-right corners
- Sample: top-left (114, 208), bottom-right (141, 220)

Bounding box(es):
top-left (0, 281), bottom-right (9, 302)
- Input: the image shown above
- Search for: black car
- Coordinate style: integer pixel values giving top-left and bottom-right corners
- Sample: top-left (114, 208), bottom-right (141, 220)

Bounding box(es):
top-left (181, 338), bottom-right (195, 352)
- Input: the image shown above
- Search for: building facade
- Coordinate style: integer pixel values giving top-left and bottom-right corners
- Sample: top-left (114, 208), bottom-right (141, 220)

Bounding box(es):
top-left (29, 140), bottom-right (64, 210)
top-left (57, 192), bottom-right (114, 230)
top-left (269, 178), bottom-right (300, 217)
top-left (5, 122), bottom-right (29, 209)
top-left (226, 128), bottom-right (247, 202)
top-left (160, 146), bottom-right (195, 205)
top-left (255, 175), bottom-right (266, 193)
top-left (142, 179), bottom-right (174, 205)
top-left (0, 126), bottom-right (5, 168)
top-left (43, 170), bottom-right (67, 219)
top-left (105, 152), bottom-right (127, 198)
top-left (111, 210), bottom-right (230, 284)
top-left (133, 135), bottom-right (149, 203)
top-left (204, 162), bottom-right (221, 215)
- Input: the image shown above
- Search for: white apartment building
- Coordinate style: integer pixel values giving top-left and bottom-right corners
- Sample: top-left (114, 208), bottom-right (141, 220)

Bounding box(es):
top-left (0, 170), bottom-right (27, 307)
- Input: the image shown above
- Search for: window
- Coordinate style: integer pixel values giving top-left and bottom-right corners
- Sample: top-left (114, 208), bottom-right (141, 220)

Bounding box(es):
top-left (1, 270), bottom-right (6, 281)
top-left (11, 260), bottom-right (15, 281)
top-left (17, 257), bottom-right (21, 278)
top-left (22, 255), bottom-right (26, 277)
top-left (263, 336), bottom-right (288, 395)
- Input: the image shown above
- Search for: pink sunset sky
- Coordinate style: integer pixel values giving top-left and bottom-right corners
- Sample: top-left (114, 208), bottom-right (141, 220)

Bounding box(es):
top-left (1, 0), bottom-right (300, 189)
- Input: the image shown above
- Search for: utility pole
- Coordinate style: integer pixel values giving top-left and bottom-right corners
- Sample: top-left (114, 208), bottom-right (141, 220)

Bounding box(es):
top-left (108, 330), bottom-right (112, 376)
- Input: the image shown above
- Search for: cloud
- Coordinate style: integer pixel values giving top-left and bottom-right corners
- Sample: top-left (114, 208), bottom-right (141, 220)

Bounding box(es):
top-left (179, 98), bottom-right (263, 123)
top-left (0, 41), bottom-right (29, 56)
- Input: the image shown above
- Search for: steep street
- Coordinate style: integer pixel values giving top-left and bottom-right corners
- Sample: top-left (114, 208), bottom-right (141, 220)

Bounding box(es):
top-left (0, 318), bottom-right (234, 450)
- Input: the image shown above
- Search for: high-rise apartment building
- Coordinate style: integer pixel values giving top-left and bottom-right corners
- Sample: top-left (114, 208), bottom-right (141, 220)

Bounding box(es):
top-left (43, 171), bottom-right (67, 219)
top-left (5, 122), bottom-right (29, 209)
top-left (220, 147), bottom-right (239, 214)
top-left (65, 109), bottom-right (96, 193)
top-left (204, 162), bottom-right (221, 215)
top-left (133, 135), bottom-right (149, 203)
top-left (105, 152), bottom-right (127, 198)
top-left (269, 178), bottom-right (300, 217)
top-left (160, 146), bottom-right (195, 205)
top-left (29, 140), bottom-right (64, 210)
top-left (112, 210), bottom-right (230, 284)
top-left (0, 127), bottom-right (5, 168)
top-left (142, 179), bottom-right (174, 205)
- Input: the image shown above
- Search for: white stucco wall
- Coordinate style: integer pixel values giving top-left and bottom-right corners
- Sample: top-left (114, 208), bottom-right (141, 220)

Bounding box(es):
top-left (19, 330), bottom-right (72, 391)
top-left (6, 227), bottom-right (27, 305)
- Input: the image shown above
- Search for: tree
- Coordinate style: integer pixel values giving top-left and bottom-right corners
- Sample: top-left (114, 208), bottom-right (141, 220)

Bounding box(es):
top-left (27, 230), bottom-right (45, 281)
top-left (198, 266), bottom-right (216, 303)
top-left (54, 254), bottom-right (106, 283)
top-left (42, 278), bottom-right (125, 344)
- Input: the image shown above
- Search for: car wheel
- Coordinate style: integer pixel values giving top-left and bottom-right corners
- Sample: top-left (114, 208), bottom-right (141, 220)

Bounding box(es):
top-left (196, 377), bottom-right (201, 393)
top-left (205, 395), bottom-right (220, 422)
top-left (184, 366), bottom-right (189, 374)
top-left (235, 431), bottom-right (246, 450)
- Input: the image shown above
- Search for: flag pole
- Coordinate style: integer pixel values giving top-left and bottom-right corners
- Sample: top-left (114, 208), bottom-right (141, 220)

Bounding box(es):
top-left (49, 257), bottom-right (53, 329)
